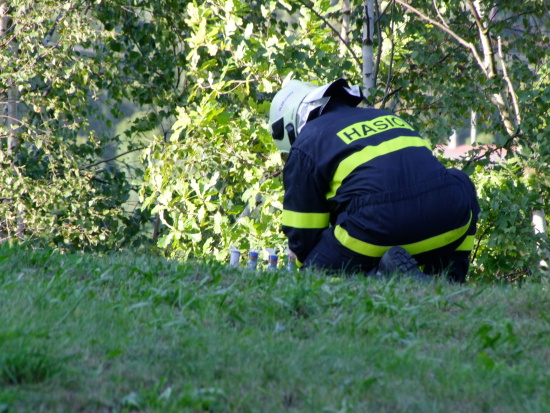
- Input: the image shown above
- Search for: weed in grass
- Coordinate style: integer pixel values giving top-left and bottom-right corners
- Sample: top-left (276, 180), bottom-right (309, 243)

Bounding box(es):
top-left (0, 347), bottom-right (61, 385)
top-left (176, 386), bottom-right (229, 412)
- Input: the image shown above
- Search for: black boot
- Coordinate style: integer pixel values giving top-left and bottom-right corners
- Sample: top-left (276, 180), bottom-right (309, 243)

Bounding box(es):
top-left (376, 246), bottom-right (431, 282)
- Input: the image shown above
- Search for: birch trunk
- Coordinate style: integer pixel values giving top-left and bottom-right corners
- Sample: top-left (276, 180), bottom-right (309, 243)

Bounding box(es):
top-left (339, 0), bottom-right (351, 56)
top-left (0, 1), bottom-right (24, 240)
top-left (0, 0), bottom-right (20, 154)
top-left (362, 0), bottom-right (375, 98)
top-left (470, 111), bottom-right (477, 145)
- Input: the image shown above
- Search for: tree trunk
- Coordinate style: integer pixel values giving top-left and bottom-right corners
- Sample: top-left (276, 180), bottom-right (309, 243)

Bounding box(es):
top-left (0, 1), bottom-right (24, 241)
top-left (470, 111), bottom-right (477, 145)
top-left (0, 0), bottom-right (20, 154)
top-left (339, 0), bottom-right (351, 56)
top-left (531, 202), bottom-right (549, 274)
top-left (362, 0), bottom-right (375, 98)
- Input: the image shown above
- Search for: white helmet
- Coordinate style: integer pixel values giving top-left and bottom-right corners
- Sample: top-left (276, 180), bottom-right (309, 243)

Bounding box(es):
top-left (269, 78), bottom-right (364, 152)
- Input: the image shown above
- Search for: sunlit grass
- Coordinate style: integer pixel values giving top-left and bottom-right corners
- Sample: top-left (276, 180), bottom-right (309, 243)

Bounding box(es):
top-left (0, 243), bottom-right (549, 412)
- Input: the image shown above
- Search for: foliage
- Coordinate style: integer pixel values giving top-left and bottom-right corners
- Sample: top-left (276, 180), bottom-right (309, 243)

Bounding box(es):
top-left (139, 0), bottom-right (362, 261)
top-left (1, 0), bottom-right (549, 279)
top-left (0, 0), bottom-right (195, 251)
top-left (380, 0), bottom-right (550, 279)
top-left (1, 242), bottom-right (549, 411)
top-left (141, 96), bottom-right (287, 261)
top-left (471, 159), bottom-right (549, 281)
top-left (0, 1), bottom-right (132, 250)
top-left (140, 0), bottom-right (550, 280)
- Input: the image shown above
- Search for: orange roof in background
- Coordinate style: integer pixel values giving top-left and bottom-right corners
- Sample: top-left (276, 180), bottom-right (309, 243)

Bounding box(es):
top-left (436, 144), bottom-right (507, 161)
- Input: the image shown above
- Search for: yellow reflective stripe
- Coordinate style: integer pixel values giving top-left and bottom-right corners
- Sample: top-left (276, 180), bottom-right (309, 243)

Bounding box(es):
top-left (326, 136), bottom-right (432, 199)
top-left (334, 227), bottom-right (388, 257)
top-left (296, 258), bottom-right (303, 268)
top-left (456, 235), bottom-right (475, 251)
top-left (336, 115), bottom-right (415, 143)
top-left (334, 213), bottom-right (472, 257)
top-left (282, 210), bottom-right (330, 229)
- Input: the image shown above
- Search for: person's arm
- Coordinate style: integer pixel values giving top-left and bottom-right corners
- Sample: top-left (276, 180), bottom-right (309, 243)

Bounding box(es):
top-left (282, 149), bottom-right (331, 266)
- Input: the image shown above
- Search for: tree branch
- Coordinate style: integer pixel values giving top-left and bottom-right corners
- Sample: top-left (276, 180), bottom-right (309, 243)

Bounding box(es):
top-left (292, 0), bottom-right (363, 72)
top-left (497, 36), bottom-right (521, 126)
top-left (463, 132), bottom-right (521, 168)
top-left (393, 0), bottom-right (488, 77)
top-left (432, 0), bottom-right (450, 29)
top-left (82, 146), bottom-right (146, 169)
top-left (464, 0), bottom-right (496, 77)
top-left (43, 10), bottom-right (64, 46)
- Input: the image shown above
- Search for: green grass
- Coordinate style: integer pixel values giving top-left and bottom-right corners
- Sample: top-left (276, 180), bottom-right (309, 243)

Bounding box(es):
top-left (0, 243), bottom-right (549, 412)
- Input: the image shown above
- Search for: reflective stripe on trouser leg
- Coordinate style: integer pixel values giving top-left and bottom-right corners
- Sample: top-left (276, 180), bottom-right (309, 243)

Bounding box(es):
top-left (334, 212), bottom-right (472, 258)
top-left (455, 235), bottom-right (474, 251)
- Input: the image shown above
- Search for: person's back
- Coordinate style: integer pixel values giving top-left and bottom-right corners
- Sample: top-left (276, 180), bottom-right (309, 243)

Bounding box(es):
top-left (292, 104), bottom-right (447, 206)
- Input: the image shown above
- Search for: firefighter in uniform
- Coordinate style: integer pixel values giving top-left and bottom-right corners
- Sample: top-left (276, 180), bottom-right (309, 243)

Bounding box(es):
top-left (269, 78), bottom-right (479, 282)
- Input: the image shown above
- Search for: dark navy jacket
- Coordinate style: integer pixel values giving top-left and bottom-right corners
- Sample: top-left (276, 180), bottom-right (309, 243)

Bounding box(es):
top-left (281, 104), bottom-right (475, 266)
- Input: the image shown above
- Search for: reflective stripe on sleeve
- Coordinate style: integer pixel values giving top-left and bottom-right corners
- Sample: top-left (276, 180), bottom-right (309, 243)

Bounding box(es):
top-left (282, 210), bottom-right (330, 229)
top-left (334, 212), bottom-right (472, 257)
top-left (326, 136), bottom-right (432, 199)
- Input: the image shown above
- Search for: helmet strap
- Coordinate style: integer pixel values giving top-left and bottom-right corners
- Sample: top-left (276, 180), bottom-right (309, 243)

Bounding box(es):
top-left (285, 124), bottom-right (296, 145)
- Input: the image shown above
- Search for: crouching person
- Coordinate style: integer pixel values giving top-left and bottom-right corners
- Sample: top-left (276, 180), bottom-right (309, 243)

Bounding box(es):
top-left (268, 78), bottom-right (480, 283)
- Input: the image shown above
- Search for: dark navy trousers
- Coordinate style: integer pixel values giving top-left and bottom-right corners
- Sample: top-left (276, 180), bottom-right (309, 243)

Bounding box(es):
top-left (302, 169), bottom-right (479, 283)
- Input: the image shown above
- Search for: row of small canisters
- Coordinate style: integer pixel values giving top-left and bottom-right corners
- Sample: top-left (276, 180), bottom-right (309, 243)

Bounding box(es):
top-left (229, 246), bottom-right (296, 272)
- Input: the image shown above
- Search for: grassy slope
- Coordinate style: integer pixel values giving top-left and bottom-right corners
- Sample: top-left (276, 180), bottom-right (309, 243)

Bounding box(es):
top-left (0, 243), bottom-right (549, 413)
